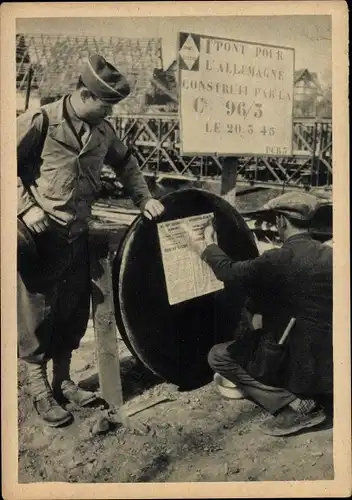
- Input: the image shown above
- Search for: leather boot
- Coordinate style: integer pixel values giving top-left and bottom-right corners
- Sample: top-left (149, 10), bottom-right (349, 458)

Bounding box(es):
top-left (52, 351), bottom-right (97, 407)
top-left (26, 362), bottom-right (73, 427)
top-left (259, 405), bottom-right (326, 436)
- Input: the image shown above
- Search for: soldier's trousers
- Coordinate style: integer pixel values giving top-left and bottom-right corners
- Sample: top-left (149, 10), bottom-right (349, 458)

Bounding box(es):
top-left (208, 341), bottom-right (296, 414)
top-left (17, 221), bottom-right (91, 364)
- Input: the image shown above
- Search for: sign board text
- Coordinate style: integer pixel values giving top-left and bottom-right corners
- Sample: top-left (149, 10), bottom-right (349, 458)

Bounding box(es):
top-left (178, 32), bottom-right (294, 156)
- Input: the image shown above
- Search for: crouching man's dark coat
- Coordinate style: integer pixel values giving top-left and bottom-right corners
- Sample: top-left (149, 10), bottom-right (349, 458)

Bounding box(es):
top-left (202, 234), bottom-right (333, 396)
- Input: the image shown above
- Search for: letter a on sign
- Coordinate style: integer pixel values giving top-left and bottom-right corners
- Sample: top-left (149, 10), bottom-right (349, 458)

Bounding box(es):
top-left (179, 32), bottom-right (200, 71)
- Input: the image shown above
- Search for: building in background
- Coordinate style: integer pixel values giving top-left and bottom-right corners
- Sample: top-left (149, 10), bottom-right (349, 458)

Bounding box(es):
top-left (145, 61), bottom-right (178, 113)
top-left (293, 69), bottom-right (332, 118)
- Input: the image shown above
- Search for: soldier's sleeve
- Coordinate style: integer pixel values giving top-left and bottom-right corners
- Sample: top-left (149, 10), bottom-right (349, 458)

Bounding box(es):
top-left (104, 123), bottom-right (152, 210)
top-left (17, 110), bottom-right (43, 216)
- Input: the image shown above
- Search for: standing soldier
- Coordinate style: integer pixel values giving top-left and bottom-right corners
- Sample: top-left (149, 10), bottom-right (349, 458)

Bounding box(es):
top-left (17, 54), bottom-right (164, 427)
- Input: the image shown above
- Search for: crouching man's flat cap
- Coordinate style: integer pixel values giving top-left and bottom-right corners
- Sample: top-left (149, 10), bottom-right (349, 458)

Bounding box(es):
top-left (263, 192), bottom-right (321, 221)
top-left (81, 54), bottom-right (131, 103)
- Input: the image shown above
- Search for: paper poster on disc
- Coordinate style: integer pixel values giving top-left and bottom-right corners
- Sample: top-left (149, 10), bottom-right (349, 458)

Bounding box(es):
top-left (157, 213), bottom-right (224, 306)
top-left (178, 32), bottom-right (294, 157)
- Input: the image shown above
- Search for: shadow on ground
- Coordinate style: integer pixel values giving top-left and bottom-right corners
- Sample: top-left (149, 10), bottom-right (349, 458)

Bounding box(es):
top-left (78, 355), bottom-right (163, 403)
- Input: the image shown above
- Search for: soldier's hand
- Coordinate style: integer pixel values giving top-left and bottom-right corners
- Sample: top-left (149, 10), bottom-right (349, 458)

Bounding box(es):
top-left (142, 198), bottom-right (165, 220)
top-left (22, 206), bottom-right (50, 234)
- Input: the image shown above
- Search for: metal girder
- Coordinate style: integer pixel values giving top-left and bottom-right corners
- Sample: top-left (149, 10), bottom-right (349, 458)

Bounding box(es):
top-left (113, 114), bottom-right (332, 190)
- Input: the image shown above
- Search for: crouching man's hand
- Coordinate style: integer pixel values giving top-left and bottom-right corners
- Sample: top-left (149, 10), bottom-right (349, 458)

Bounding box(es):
top-left (252, 313), bottom-right (263, 330)
top-left (203, 222), bottom-right (216, 246)
top-left (142, 198), bottom-right (165, 220)
top-left (21, 206), bottom-right (50, 234)
top-left (178, 223), bottom-right (205, 255)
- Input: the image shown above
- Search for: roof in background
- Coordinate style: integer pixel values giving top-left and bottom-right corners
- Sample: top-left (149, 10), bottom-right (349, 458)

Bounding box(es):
top-left (16, 34), bottom-right (163, 113)
top-left (294, 68), bottom-right (322, 90)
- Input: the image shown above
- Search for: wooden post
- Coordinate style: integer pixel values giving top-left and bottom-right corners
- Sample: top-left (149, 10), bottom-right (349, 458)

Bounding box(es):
top-left (88, 222), bottom-right (151, 434)
top-left (220, 156), bottom-right (239, 207)
top-left (310, 121), bottom-right (318, 189)
top-left (89, 226), bottom-right (125, 409)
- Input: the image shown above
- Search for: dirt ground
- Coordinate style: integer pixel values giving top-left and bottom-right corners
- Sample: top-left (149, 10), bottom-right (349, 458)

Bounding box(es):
top-left (18, 188), bottom-right (333, 484)
top-left (18, 321), bottom-right (333, 484)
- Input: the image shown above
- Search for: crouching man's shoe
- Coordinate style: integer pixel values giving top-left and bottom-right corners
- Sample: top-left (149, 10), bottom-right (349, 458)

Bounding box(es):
top-left (53, 380), bottom-right (97, 407)
top-left (259, 406), bottom-right (326, 437)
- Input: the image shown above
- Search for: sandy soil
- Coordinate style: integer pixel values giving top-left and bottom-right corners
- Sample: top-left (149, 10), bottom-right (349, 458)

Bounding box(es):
top-left (18, 323), bottom-right (333, 484)
top-left (18, 188), bottom-right (333, 484)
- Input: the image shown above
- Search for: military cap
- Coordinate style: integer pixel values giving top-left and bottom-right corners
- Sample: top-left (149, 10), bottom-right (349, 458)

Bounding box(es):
top-left (263, 191), bottom-right (321, 221)
top-left (81, 54), bottom-right (131, 104)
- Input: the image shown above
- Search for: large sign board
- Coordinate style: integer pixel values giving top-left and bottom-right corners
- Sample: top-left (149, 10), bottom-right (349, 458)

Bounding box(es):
top-left (178, 32), bottom-right (295, 157)
top-left (157, 213), bottom-right (224, 305)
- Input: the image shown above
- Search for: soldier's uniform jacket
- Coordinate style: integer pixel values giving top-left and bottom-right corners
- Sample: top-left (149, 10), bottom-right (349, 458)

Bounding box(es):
top-left (17, 95), bottom-right (152, 240)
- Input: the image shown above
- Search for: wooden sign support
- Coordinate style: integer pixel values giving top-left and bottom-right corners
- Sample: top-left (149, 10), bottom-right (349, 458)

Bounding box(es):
top-left (88, 222), bottom-right (150, 434)
top-left (220, 156), bottom-right (239, 207)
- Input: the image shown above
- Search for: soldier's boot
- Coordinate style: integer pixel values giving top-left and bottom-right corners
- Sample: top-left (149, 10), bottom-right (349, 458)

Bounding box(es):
top-left (26, 362), bottom-right (73, 427)
top-left (52, 351), bottom-right (97, 407)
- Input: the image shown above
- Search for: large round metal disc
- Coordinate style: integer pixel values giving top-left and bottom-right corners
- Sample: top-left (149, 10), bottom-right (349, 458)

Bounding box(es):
top-left (112, 188), bottom-right (258, 389)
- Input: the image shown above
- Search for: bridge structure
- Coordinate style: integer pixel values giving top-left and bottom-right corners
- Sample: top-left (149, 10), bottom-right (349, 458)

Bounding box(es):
top-left (107, 112), bottom-right (332, 244)
top-left (16, 33), bottom-right (332, 194)
top-left (112, 113), bottom-right (332, 193)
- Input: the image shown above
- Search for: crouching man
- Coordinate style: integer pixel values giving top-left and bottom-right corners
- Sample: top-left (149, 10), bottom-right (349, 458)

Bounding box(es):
top-left (17, 54), bottom-right (164, 427)
top-left (186, 192), bottom-right (333, 437)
